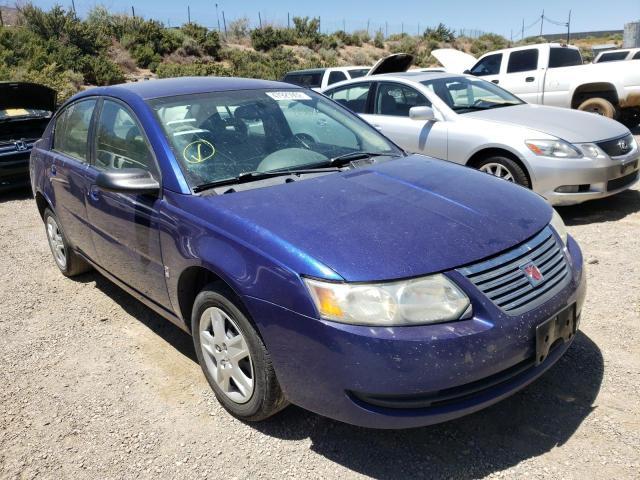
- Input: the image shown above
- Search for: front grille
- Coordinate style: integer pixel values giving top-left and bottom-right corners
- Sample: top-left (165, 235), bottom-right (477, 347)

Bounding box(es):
top-left (458, 227), bottom-right (570, 315)
top-left (607, 171), bottom-right (639, 191)
top-left (596, 133), bottom-right (635, 157)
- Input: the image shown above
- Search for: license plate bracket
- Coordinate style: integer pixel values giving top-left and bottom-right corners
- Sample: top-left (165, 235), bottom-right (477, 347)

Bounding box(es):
top-left (535, 304), bottom-right (576, 365)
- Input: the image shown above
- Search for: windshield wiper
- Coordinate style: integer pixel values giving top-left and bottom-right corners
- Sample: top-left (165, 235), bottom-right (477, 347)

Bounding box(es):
top-left (193, 167), bottom-right (341, 192)
top-left (326, 151), bottom-right (402, 167)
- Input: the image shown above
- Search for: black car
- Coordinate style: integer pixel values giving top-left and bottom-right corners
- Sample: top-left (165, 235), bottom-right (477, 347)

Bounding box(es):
top-left (0, 82), bottom-right (56, 191)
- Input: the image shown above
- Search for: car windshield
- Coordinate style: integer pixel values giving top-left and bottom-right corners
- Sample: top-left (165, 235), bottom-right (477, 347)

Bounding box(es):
top-left (149, 88), bottom-right (400, 188)
top-left (421, 76), bottom-right (524, 114)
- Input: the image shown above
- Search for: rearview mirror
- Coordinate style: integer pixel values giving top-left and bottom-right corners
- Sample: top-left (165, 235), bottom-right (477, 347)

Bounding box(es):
top-left (409, 106), bottom-right (437, 122)
top-left (95, 168), bottom-right (160, 195)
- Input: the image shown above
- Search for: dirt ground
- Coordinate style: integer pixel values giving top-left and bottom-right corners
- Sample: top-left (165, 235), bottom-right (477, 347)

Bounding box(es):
top-left (1, 135), bottom-right (639, 479)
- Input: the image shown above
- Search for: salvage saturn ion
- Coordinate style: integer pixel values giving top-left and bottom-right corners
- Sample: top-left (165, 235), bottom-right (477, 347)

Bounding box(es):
top-left (30, 77), bottom-right (586, 428)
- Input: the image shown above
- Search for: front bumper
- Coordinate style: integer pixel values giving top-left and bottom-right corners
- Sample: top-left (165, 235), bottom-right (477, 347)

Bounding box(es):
top-left (0, 149), bottom-right (31, 191)
top-left (529, 148), bottom-right (639, 206)
top-left (245, 236), bottom-right (586, 429)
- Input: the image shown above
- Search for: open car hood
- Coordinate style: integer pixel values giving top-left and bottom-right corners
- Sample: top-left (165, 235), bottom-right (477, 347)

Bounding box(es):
top-left (0, 82), bottom-right (57, 112)
top-left (367, 53), bottom-right (414, 75)
top-left (432, 49), bottom-right (477, 73)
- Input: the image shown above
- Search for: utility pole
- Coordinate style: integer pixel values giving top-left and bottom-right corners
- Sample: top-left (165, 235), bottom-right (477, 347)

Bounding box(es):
top-left (540, 9), bottom-right (544, 37)
top-left (0, 10), bottom-right (4, 27)
top-left (222, 11), bottom-right (227, 38)
top-left (71, 0), bottom-right (76, 16)
top-left (385, 21), bottom-right (388, 38)
top-left (343, 19), bottom-right (345, 32)
top-left (187, 6), bottom-right (191, 24)
top-left (287, 12), bottom-right (290, 29)
top-left (258, 12), bottom-right (262, 28)
top-left (131, 6), bottom-right (135, 18)
top-left (215, 3), bottom-right (221, 32)
top-left (521, 18), bottom-right (524, 41)
top-left (366, 19), bottom-right (370, 35)
top-left (401, 22), bottom-right (404, 36)
top-left (418, 22), bottom-right (420, 36)
top-left (567, 10), bottom-right (571, 43)
top-left (510, 29), bottom-right (513, 45)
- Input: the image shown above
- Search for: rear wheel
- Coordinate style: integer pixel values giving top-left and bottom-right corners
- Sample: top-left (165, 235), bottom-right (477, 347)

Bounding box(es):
top-left (43, 208), bottom-right (91, 277)
top-left (192, 284), bottom-right (288, 421)
top-left (476, 156), bottom-right (530, 188)
top-left (577, 97), bottom-right (616, 118)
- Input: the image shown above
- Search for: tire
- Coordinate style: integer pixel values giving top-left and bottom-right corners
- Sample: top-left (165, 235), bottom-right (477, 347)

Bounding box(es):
top-left (43, 208), bottom-right (92, 277)
top-left (476, 156), bottom-right (530, 188)
top-left (577, 97), bottom-right (616, 118)
top-left (192, 284), bottom-right (288, 421)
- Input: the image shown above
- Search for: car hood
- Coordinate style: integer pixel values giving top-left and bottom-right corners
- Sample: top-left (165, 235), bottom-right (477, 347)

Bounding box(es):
top-left (432, 48), bottom-right (477, 73)
top-left (465, 104), bottom-right (629, 143)
top-left (196, 156), bottom-right (552, 282)
top-left (0, 82), bottom-right (57, 112)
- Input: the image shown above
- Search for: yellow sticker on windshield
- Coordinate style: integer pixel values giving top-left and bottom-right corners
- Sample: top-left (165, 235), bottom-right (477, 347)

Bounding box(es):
top-left (183, 139), bottom-right (215, 164)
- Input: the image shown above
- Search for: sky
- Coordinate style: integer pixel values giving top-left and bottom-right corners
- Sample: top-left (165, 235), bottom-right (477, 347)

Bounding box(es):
top-left (30, 0), bottom-right (640, 39)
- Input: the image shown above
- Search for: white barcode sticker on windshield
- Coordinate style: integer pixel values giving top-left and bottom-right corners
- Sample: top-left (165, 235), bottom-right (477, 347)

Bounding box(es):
top-left (265, 91), bottom-right (312, 101)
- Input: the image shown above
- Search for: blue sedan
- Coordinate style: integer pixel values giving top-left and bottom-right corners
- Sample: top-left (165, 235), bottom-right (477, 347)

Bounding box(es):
top-left (30, 77), bottom-right (586, 428)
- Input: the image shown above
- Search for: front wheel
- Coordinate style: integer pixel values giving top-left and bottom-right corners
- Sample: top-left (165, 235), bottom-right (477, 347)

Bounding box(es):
top-left (476, 156), bottom-right (530, 188)
top-left (192, 285), bottom-right (288, 421)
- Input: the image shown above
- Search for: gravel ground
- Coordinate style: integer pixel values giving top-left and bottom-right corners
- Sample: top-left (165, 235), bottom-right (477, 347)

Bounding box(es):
top-left (1, 134), bottom-right (639, 479)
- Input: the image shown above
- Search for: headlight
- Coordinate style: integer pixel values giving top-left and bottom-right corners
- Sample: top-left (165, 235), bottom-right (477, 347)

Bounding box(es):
top-left (578, 143), bottom-right (606, 159)
top-left (525, 139), bottom-right (582, 158)
top-left (550, 209), bottom-right (568, 245)
top-left (303, 275), bottom-right (471, 326)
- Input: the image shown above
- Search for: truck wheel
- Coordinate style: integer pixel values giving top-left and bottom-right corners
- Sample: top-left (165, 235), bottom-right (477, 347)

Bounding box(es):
top-left (192, 284), bottom-right (288, 421)
top-left (43, 208), bottom-right (92, 277)
top-left (477, 156), bottom-right (530, 188)
top-left (577, 97), bottom-right (616, 118)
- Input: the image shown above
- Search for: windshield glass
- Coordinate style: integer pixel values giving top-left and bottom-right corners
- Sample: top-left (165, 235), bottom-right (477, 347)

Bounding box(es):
top-left (149, 89), bottom-right (399, 188)
top-left (348, 68), bottom-right (370, 78)
top-left (421, 76), bottom-right (524, 113)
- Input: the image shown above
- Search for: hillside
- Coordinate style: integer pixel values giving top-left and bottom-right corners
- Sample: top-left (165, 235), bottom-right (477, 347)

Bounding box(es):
top-left (0, 4), bottom-right (625, 101)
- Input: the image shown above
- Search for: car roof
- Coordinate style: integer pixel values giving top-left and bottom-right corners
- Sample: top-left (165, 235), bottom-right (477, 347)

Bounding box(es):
top-left (284, 68), bottom-right (326, 75)
top-left (325, 71), bottom-right (461, 89)
top-left (72, 77), bottom-right (299, 102)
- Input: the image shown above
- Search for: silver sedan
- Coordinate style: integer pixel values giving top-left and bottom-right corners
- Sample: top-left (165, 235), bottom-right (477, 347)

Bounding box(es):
top-left (321, 72), bottom-right (639, 205)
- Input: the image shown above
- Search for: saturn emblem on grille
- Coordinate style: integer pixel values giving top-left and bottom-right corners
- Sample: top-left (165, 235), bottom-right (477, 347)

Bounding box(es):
top-left (617, 139), bottom-right (629, 152)
top-left (520, 261), bottom-right (544, 287)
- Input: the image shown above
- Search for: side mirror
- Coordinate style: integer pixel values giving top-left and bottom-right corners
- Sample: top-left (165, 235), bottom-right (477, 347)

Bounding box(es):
top-left (463, 69), bottom-right (471, 74)
top-left (409, 106), bottom-right (437, 122)
top-left (95, 168), bottom-right (160, 195)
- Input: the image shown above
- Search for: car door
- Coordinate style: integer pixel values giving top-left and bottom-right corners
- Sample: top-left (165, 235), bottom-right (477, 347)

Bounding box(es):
top-left (500, 49), bottom-right (541, 103)
top-left (49, 98), bottom-right (98, 259)
top-left (468, 53), bottom-right (503, 86)
top-left (84, 98), bottom-right (169, 307)
top-left (362, 81), bottom-right (448, 159)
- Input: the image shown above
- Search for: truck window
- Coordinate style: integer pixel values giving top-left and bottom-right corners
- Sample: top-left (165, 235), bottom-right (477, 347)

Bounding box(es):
top-left (283, 72), bottom-right (323, 88)
top-left (470, 54), bottom-right (502, 76)
top-left (548, 48), bottom-right (582, 68)
top-left (598, 51), bottom-right (629, 62)
top-left (507, 49), bottom-right (539, 73)
top-left (634, 51), bottom-right (640, 60)
top-left (327, 71), bottom-right (348, 85)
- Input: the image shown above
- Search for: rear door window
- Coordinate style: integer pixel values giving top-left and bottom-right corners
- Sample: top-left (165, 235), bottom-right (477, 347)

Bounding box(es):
top-left (548, 48), bottom-right (582, 68)
top-left (470, 53), bottom-right (503, 76)
top-left (633, 51), bottom-right (640, 60)
top-left (283, 72), bottom-right (323, 88)
top-left (598, 51), bottom-right (630, 62)
top-left (327, 71), bottom-right (348, 85)
top-left (53, 99), bottom-right (97, 163)
top-left (325, 83), bottom-right (372, 114)
top-left (507, 49), bottom-right (539, 73)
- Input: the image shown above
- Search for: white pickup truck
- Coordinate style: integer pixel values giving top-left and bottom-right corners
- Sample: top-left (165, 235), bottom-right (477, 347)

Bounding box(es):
top-left (433, 43), bottom-right (640, 127)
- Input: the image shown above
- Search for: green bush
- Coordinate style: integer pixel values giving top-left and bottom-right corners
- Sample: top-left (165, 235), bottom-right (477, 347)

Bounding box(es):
top-left (181, 23), bottom-right (221, 58)
top-left (82, 55), bottom-right (125, 85)
top-left (423, 23), bottom-right (456, 43)
top-left (374, 30), bottom-right (384, 49)
top-left (470, 33), bottom-right (508, 56)
top-left (251, 26), bottom-right (293, 51)
top-left (156, 60), bottom-right (230, 78)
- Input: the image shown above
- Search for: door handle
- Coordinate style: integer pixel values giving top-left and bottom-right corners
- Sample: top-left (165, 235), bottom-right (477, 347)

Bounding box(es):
top-left (491, 79), bottom-right (499, 84)
top-left (526, 77), bottom-right (535, 82)
top-left (50, 165), bottom-right (57, 176)
top-left (89, 185), bottom-right (100, 201)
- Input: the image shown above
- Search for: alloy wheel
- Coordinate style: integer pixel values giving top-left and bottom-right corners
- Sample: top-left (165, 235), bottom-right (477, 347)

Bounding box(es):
top-left (479, 162), bottom-right (515, 182)
top-left (46, 216), bottom-right (67, 269)
top-left (198, 307), bottom-right (254, 404)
